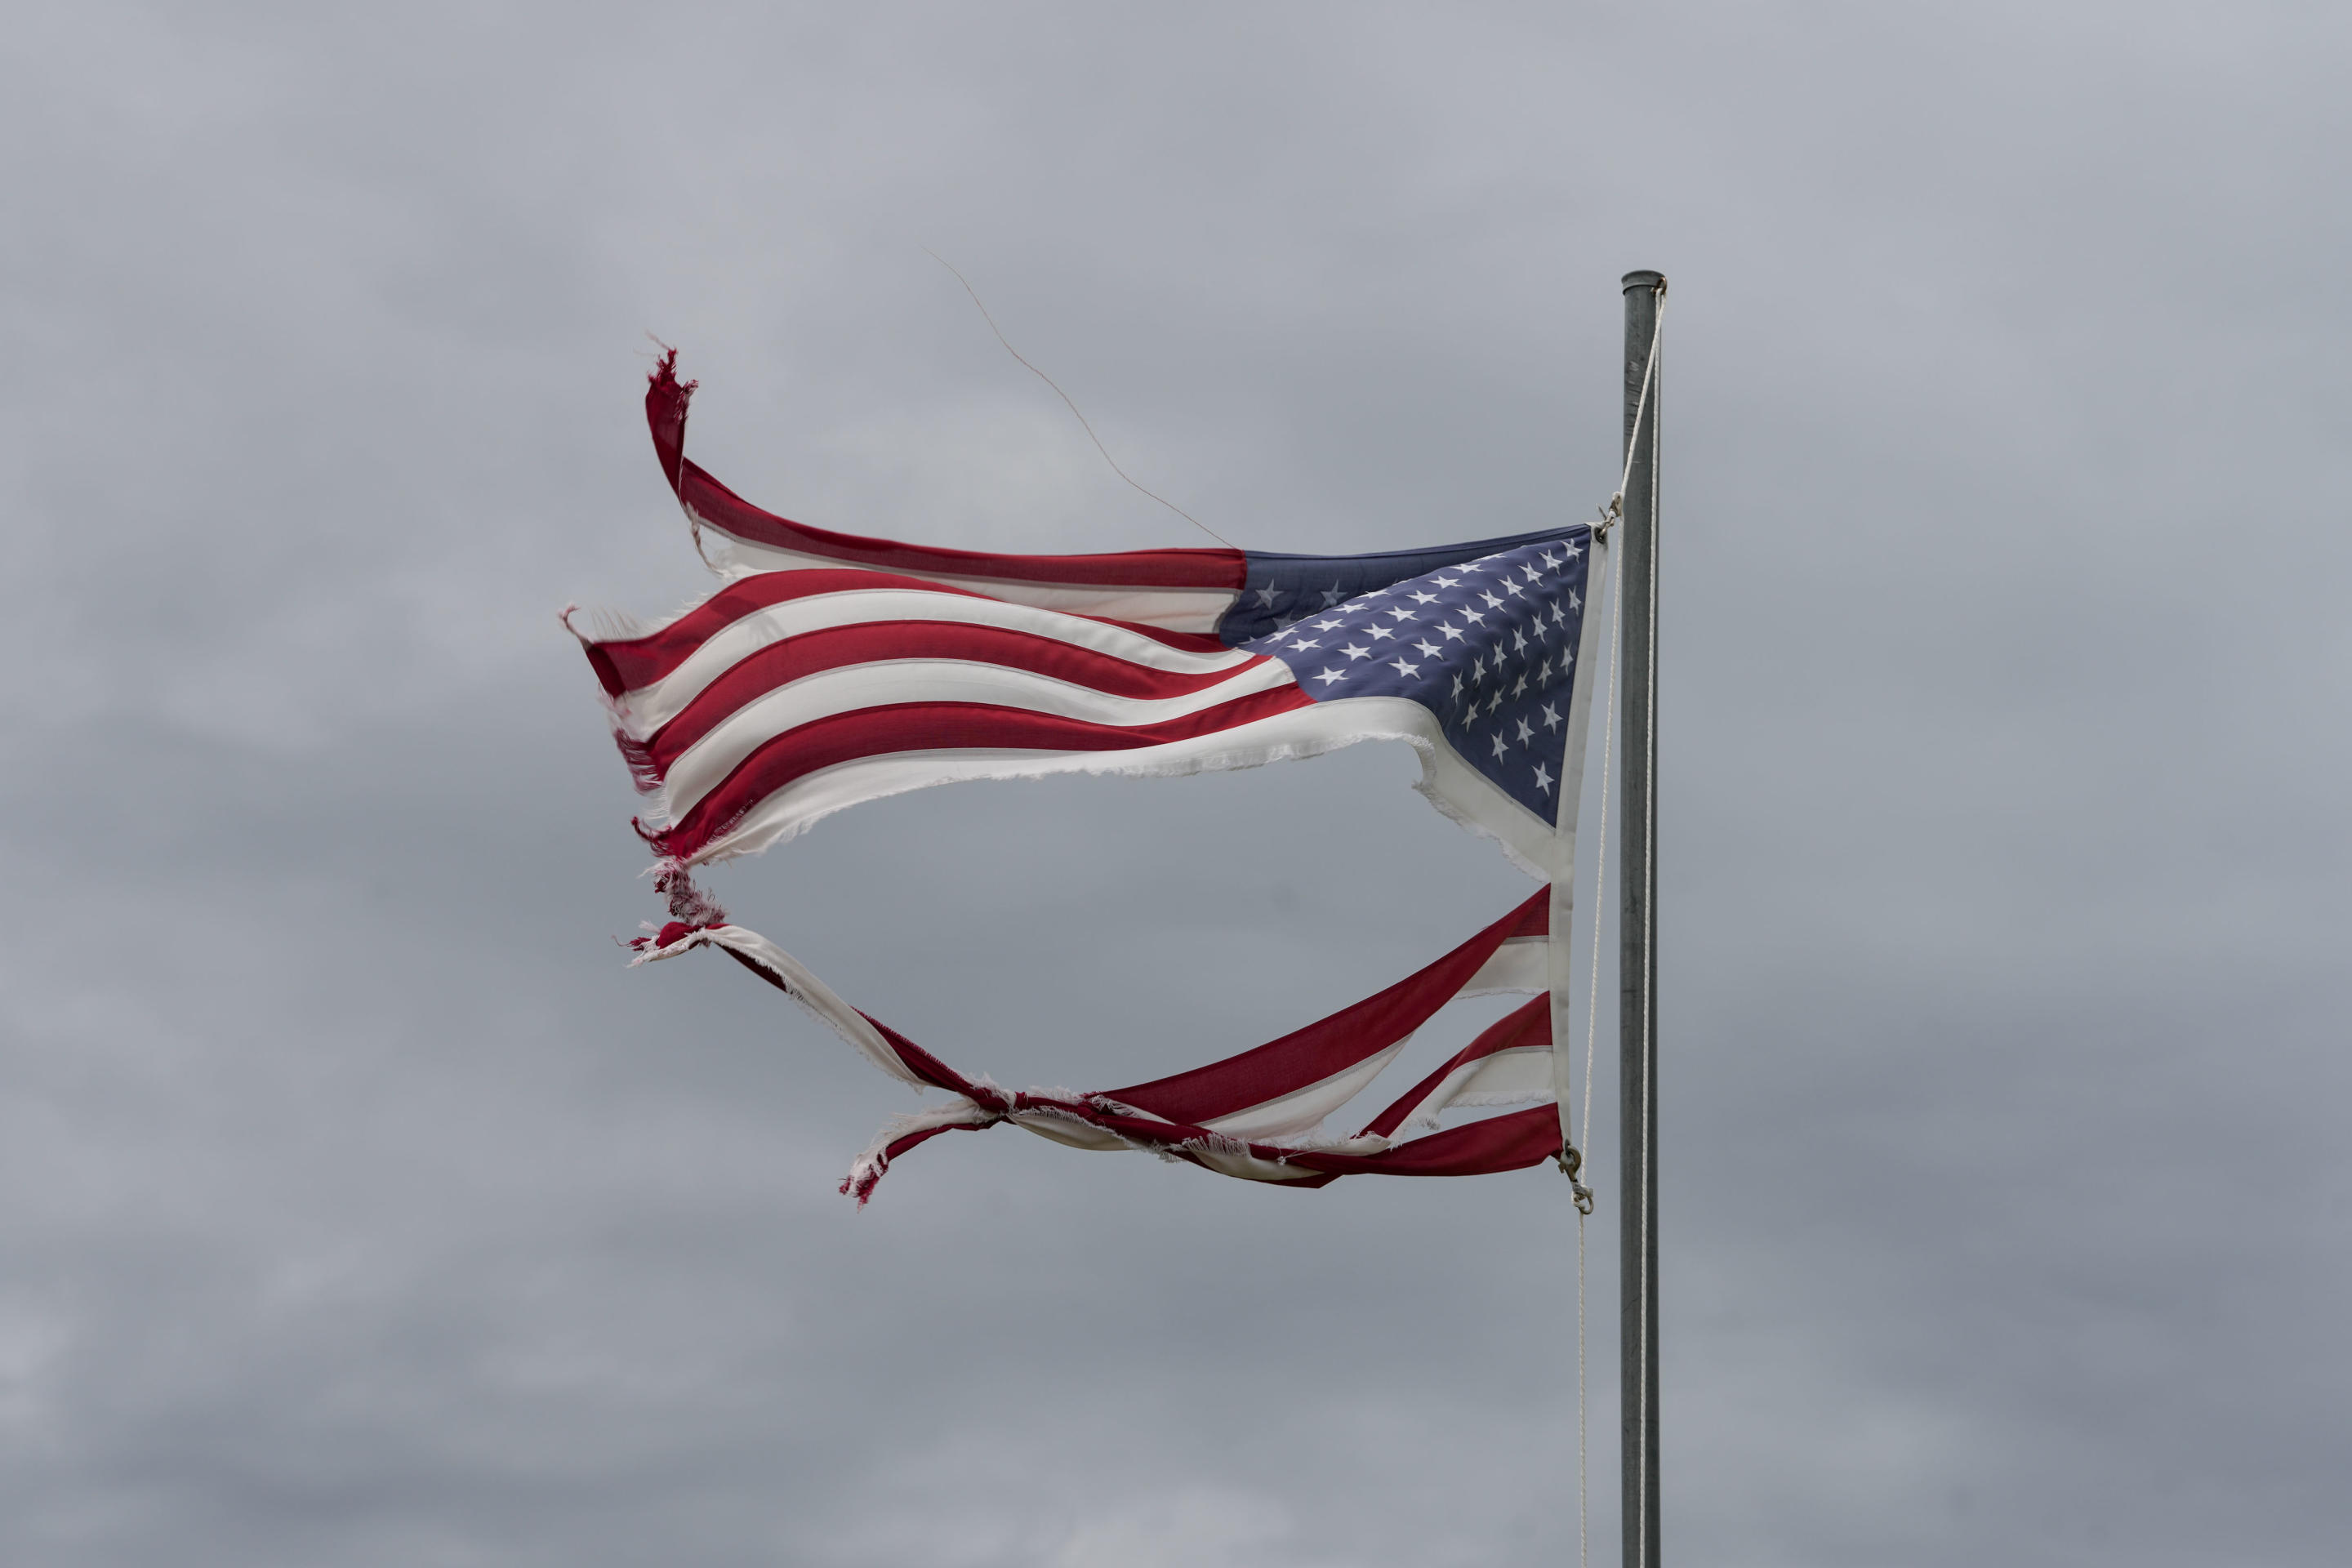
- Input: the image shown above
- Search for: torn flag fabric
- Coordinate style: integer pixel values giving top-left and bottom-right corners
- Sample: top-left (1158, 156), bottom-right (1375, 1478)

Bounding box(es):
top-left (630, 886), bottom-right (1566, 1205)
top-left (569, 354), bottom-right (1608, 879)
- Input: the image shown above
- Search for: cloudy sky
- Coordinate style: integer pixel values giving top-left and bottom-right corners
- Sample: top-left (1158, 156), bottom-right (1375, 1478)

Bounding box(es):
top-left (5, 3), bottom-right (2349, 1564)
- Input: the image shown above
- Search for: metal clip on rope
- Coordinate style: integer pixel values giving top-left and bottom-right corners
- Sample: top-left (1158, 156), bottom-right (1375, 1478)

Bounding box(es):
top-left (1558, 1144), bottom-right (1596, 1214)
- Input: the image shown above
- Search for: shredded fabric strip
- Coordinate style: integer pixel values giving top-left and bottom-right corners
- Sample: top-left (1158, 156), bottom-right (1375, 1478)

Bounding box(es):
top-left (630, 888), bottom-right (1568, 1205)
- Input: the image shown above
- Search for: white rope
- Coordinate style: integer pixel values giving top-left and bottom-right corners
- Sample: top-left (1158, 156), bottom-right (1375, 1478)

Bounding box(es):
top-left (1575, 278), bottom-right (1659, 1568)
top-left (1598, 284), bottom-right (1667, 541)
top-left (1575, 529), bottom-right (1624, 1568)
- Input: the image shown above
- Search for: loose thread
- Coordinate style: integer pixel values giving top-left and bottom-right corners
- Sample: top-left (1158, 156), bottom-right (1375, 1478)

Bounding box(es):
top-left (924, 249), bottom-right (1236, 549)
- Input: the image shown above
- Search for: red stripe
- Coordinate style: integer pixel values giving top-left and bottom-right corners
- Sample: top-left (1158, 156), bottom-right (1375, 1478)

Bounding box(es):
top-left (863, 1015), bottom-right (982, 1098)
top-left (647, 354), bottom-right (1245, 592)
top-left (653, 684), bottom-right (1318, 862)
top-left (843, 1120), bottom-right (976, 1206)
top-left (637, 625), bottom-right (1272, 777)
top-left (686, 462), bottom-right (1244, 590)
top-left (1356, 995), bottom-right (1552, 1138)
top-left (1288, 1103), bottom-right (1561, 1178)
top-left (1102, 886), bottom-right (1550, 1126)
top-left (590, 569), bottom-right (992, 694)
top-left (584, 568), bottom-right (1228, 698)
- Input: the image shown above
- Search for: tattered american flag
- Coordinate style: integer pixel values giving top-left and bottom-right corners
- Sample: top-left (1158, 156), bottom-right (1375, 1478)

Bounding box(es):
top-left (575, 354), bottom-right (1610, 1200)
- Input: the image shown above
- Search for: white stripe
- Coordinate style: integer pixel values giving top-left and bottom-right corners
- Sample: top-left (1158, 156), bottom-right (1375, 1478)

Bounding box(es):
top-left (635, 924), bottom-right (924, 1088)
top-left (620, 584), bottom-right (1258, 737)
top-left (694, 517), bottom-right (1242, 633)
top-left (1387, 1045), bottom-right (1556, 1134)
top-left (1198, 1038), bottom-right (1414, 1143)
top-left (682, 694), bottom-right (1570, 875)
top-left (663, 656), bottom-right (1297, 820)
top-left (1009, 1111), bottom-right (1134, 1152)
top-left (1180, 1145), bottom-right (1334, 1183)
top-left (1463, 934), bottom-right (1548, 996)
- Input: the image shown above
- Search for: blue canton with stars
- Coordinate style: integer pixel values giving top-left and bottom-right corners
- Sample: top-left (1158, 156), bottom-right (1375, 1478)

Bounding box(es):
top-left (1236, 528), bottom-right (1593, 825)
top-left (1212, 523), bottom-right (1595, 646)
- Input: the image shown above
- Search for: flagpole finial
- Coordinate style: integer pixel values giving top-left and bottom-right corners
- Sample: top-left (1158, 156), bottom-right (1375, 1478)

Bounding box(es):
top-left (1620, 269), bottom-right (1665, 292)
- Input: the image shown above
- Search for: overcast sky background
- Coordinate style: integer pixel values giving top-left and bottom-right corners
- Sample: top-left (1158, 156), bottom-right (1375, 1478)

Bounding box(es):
top-left (4, 3), bottom-right (2350, 1565)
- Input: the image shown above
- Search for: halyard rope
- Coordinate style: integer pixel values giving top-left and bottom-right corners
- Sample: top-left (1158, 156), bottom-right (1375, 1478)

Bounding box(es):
top-left (1596, 283), bottom-right (1665, 543)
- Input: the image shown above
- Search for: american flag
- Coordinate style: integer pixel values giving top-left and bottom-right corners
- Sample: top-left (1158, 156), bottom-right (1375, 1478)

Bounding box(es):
top-left (578, 354), bottom-right (1609, 1197)
top-left (572, 354), bottom-right (1602, 879)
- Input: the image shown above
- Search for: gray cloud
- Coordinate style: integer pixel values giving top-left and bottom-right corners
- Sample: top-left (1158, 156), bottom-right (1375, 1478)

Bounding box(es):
top-left (2, 2), bottom-right (2348, 1563)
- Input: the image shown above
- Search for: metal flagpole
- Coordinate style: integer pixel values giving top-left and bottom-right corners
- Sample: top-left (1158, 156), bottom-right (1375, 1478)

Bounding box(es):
top-left (1618, 268), bottom-right (1665, 1568)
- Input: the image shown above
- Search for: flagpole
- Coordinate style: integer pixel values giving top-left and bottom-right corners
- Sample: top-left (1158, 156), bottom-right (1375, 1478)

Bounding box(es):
top-left (1618, 268), bottom-right (1665, 1568)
